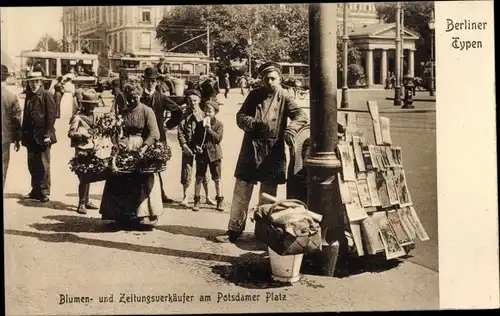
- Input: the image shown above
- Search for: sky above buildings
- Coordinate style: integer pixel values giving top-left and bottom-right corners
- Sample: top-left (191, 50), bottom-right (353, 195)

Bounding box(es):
top-left (1, 6), bottom-right (63, 68)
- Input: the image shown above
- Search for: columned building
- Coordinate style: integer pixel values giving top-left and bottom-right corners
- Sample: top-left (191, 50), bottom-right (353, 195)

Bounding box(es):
top-left (338, 3), bottom-right (420, 88)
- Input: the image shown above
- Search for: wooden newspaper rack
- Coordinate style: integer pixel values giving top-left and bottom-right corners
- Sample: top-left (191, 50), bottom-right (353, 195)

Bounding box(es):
top-left (337, 101), bottom-right (430, 260)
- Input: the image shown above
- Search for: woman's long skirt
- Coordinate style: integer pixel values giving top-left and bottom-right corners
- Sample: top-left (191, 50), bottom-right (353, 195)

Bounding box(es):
top-left (99, 173), bottom-right (164, 222)
top-left (60, 92), bottom-right (75, 120)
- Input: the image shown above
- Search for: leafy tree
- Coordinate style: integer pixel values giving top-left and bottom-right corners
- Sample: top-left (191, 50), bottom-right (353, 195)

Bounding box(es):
top-left (34, 34), bottom-right (63, 52)
top-left (375, 2), bottom-right (434, 75)
top-left (156, 4), bottom-right (361, 70)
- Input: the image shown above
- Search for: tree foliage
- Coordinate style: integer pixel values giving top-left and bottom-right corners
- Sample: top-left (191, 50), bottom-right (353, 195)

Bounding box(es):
top-left (375, 2), bottom-right (434, 74)
top-left (156, 4), bottom-right (360, 68)
top-left (34, 35), bottom-right (63, 52)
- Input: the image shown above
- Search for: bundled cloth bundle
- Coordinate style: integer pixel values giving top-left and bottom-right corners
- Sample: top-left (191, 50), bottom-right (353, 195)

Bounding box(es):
top-left (253, 194), bottom-right (323, 255)
top-left (256, 201), bottom-right (322, 237)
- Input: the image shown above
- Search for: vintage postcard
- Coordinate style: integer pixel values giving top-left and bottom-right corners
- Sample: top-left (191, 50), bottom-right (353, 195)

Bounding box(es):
top-left (2, 1), bottom-right (498, 314)
top-left (352, 136), bottom-right (366, 172)
top-left (385, 169), bottom-right (400, 205)
top-left (391, 146), bottom-right (403, 167)
top-left (366, 171), bottom-right (382, 207)
top-left (356, 178), bottom-right (373, 208)
top-left (379, 116), bottom-right (392, 145)
top-left (378, 215), bottom-right (407, 260)
top-left (338, 144), bottom-right (356, 181)
top-left (387, 209), bottom-right (413, 246)
top-left (402, 206), bottom-right (430, 242)
top-left (393, 167), bottom-right (413, 207)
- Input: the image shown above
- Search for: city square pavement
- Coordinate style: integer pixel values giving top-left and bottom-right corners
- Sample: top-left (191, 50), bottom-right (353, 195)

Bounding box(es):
top-left (3, 87), bottom-right (439, 314)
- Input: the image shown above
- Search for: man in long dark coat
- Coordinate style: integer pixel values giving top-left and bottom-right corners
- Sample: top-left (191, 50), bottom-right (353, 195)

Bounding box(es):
top-left (214, 62), bottom-right (308, 243)
top-left (140, 67), bottom-right (183, 203)
top-left (2, 64), bottom-right (22, 191)
top-left (21, 71), bottom-right (57, 202)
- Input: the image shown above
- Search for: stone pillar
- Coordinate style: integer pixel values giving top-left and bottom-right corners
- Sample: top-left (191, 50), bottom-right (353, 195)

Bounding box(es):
top-left (409, 49), bottom-right (415, 77)
top-left (381, 49), bottom-right (388, 85)
top-left (365, 49), bottom-right (374, 87)
top-left (56, 58), bottom-right (62, 77)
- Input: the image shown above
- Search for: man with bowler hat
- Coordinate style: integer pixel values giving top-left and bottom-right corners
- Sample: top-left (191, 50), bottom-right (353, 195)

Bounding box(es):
top-left (2, 64), bottom-right (22, 191)
top-left (141, 67), bottom-right (183, 203)
top-left (214, 61), bottom-right (308, 243)
top-left (21, 71), bottom-right (57, 202)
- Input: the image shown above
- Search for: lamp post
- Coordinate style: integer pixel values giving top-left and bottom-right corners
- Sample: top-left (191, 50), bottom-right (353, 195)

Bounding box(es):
top-left (306, 3), bottom-right (346, 277)
top-left (248, 34), bottom-right (253, 78)
top-left (393, 2), bottom-right (402, 106)
top-left (428, 10), bottom-right (435, 96)
top-left (340, 3), bottom-right (349, 108)
top-left (400, 7), bottom-right (405, 100)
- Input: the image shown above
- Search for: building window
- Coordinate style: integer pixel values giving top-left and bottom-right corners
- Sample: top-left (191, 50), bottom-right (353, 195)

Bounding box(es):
top-left (119, 32), bottom-right (123, 52)
top-left (141, 7), bottom-right (152, 24)
top-left (182, 63), bottom-right (194, 74)
top-left (96, 7), bottom-right (100, 24)
top-left (113, 7), bottom-right (118, 27)
top-left (119, 7), bottom-right (123, 26)
top-left (114, 34), bottom-right (118, 51)
top-left (140, 32), bottom-right (152, 49)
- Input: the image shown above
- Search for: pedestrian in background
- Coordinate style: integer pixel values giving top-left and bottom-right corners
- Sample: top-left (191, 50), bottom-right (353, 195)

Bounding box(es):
top-left (140, 67), bottom-right (183, 204)
top-left (21, 71), bottom-right (57, 203)
top-left (192, 100), bottom-right (224, 212)
top-left (53, 76), bottom-right (65, 118)
top-left (224, 73), bottom-right (231, 98)
top-left (177, 90), bottom-right (214, 207)
top-left (1, 64), bottom-right (22, 192)
top-left (214, 62), bottom-right (308, 243)
top-left (68, 90), bottom-right (100, 214)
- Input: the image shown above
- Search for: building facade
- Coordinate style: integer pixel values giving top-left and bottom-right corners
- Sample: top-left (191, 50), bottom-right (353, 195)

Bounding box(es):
top-left (62, 6), bottom-right (170, 57)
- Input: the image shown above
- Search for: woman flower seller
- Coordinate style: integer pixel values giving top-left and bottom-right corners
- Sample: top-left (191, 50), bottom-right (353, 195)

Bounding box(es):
top-left (68, 90), bottom-right (100, 214)
top-left (99, 83), bottom-right (163, 229)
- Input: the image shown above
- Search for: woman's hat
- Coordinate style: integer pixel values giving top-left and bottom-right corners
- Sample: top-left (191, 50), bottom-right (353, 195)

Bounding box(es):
top-left (143, 67), bottom-right (158, 80)
top-left (25, 71), bottom-right (44, 81)
top-left (185, 89), bottom-right (202, 98)
top-left (80, 90), bottom-right (100, 105)
top-left (258, 62), bottom-right (282, 77)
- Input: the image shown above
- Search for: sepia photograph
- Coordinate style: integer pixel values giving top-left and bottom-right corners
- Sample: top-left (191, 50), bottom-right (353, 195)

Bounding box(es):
top-left (3, 1), bottom-right (497, 314)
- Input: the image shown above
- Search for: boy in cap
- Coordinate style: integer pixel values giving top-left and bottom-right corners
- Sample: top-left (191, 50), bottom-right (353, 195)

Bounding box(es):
top-left (68, 90), bottom-right (100, 214)
top-left (192, 100), bottom-right (224, 212)
top-left (177, 89), bottom-right (214, 207)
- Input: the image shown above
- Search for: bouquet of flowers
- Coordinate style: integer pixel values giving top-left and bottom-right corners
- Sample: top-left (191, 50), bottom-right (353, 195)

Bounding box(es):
top-left (69, 150), bottom-right (111, 183)
top-left (94, 113), bottom-right (123, 139)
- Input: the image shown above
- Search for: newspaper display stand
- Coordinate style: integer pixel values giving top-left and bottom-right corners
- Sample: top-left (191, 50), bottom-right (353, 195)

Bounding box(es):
top-left (337, 101), bottom-right (430, 260)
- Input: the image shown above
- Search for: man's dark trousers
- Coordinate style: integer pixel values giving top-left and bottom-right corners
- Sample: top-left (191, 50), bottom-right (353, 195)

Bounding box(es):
top-left (27, 143), bottom-right (51, 197)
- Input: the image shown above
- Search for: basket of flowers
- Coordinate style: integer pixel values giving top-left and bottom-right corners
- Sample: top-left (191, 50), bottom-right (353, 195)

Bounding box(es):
top-left (138, 141), bottom-right (172, 173)
top-left (111, 141), bottom-right (172, 174)
top-left (69, 150), bottom-right (112, 183)
top-left (94, 112), bottom-right (123, 139)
